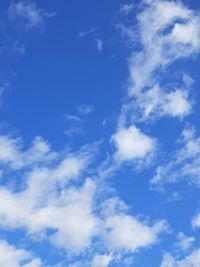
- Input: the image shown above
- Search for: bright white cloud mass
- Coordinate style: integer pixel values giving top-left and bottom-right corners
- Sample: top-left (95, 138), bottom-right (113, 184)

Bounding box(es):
top-left (0, 0), bottom-right (200, 266)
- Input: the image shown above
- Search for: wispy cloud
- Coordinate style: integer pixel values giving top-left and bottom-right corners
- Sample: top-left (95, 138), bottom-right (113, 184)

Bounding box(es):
top-left (175, 232), bottom-right (195, 252)
top-left (78, 25), bottom-right (96, 39)
top-left (8, 1), bottom-right (55, 30)
top-left (119, 3), bottom-right (134, 15)
top-left (78, 104), bottom-right (94, 115)
top-left (96, 39), bottom-right (103, 52)
top-left (65, 114), bottom-right (81, 122)
top-left (151, 125), bottom-right (200, 190)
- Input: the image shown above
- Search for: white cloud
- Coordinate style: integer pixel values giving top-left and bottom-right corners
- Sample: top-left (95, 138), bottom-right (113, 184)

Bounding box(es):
top-left (192, 213), bottom-right (200, 229)
top-left (151, 125), bottom-right (200, 189)
top-left (111, 125), bottom-right (156, 162)
top-left (78, 26), bottom-right (96, 39)
top-left (119, 4), bottom-right (134, 15)
top-left (78, 105), bottom-right (94, 115)
top-left (0, 135), bottom-right (99, 253)
top-left (65, 114), bottom-right (81, 122)
top-left (160, 249), bottom-right (200, 267)
top-left (175, 232), bottom-right (195, 252)
top-left (104, 215), bottom-right (166, 252)
top-left (0, 177), bottom-right (99, 253)
top-left (0, 130), bottom-right (167, 258)
top-left (0, 240), bottom-right (42, 267)
top-left (8, 1), bottom-right (55, 30)
top-left (92, 253), bottom-right (113, 267)
top-left (96, 39), bottom-right (103, 52)
top-left (118, 0), bottom-right (200, 124)
top-left (129, 83), bottom-right (192, 121)
top-left (0, 135), bottom-right (56, 169)
top-left (129, 0), bottom-right (200, 95)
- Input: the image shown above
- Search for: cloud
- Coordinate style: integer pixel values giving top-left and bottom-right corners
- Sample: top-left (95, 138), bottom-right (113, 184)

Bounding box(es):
top-left (0, 135), bottom-right (57, 170)
top-left (192, 213), bottom-right (200, 229)
top-left (117, 0), bottom-right (200, 124)
top-left (119, 4), bottom-right (134, 15)
top-left (8, 1), bottom-right (55, 30)
top-left (91, 253), bottom-right (113, 267)
top-left (104, 214), bottom-right (167, 252)
top-left (151, 125), bottom-right (200, 190)
top-left (0, 173), bottom-right (98, 253)
top-left (0, 240), bottom-right (42, 267)
top-left (128, 82), bottom-right (192, 121)
top-left (160, 249), bottom-right (200, 267)
top-left (65, 114), bottom-right (81, 122)
top-left (0, 132), bottom-right (167, 262)
top-left (0, 134), bottom-right (99, 253)
top-left (78, 26), bottom-right (96, 39)
top-left (100, 197), bottom-right (168, 254)
top-left (111, 125), bottom-right (156, 162)
top-left (96, 39), bottom-right (103, 52)
top-left (128, 0), bottom-right (200, 95)
top-left (0, 41), bottom-right (26, 57)
top-left (175, 232), bottom-right (195, 252)
top-left (78, 105), bottom-right (94, 115)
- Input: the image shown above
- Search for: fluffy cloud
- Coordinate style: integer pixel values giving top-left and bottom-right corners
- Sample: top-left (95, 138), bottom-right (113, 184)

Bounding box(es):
top-left (91, 254), bottom-right (113, 267)
top-left (0, 240), bottom-right (42, 267)
top-left (160, 249), bottom-right (200, 267)
top-left (0, 133), bottom-right (166, 261)
top-left (0, 175), bottom-right (98, 254)
top-left (118, 0), bottom-right (200, 124)
top-left (112, 125), bottom-right (156, 162)
top-left (0, 135), bottom-right (98, 253)
top-left (104, 215), bottom-right (166, 252)
top-left (129, 0), bottom-right (200, 95)
top-left (8, 1), bottom-right (55, 30)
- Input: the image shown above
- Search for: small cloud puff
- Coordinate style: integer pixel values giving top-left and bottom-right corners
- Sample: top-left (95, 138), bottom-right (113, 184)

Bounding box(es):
top-left (112, 125), bottom-right (156, 162)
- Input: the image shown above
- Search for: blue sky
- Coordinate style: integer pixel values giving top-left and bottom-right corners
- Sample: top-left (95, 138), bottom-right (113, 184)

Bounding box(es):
top-left (0, 0), bottom-right (200, 266)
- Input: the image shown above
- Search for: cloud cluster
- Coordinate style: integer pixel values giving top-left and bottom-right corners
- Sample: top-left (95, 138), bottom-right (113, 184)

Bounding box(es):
top-left (1, 0), bottom-right (200, 266)
top-left (0, 133), bottom-right (166, 265)
top-left (119, 0), bottom-right (200, 124)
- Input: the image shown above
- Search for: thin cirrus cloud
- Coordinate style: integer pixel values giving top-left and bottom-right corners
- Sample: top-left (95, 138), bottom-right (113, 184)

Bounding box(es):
top-left (8, 0), bottom-right (55, 30)
top-left (78, 104), bottom-right (94, 115)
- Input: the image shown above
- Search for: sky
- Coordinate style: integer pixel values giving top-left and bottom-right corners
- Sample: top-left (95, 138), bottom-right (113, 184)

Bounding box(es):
top-left (0, 0), bottom-right (200, 266)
